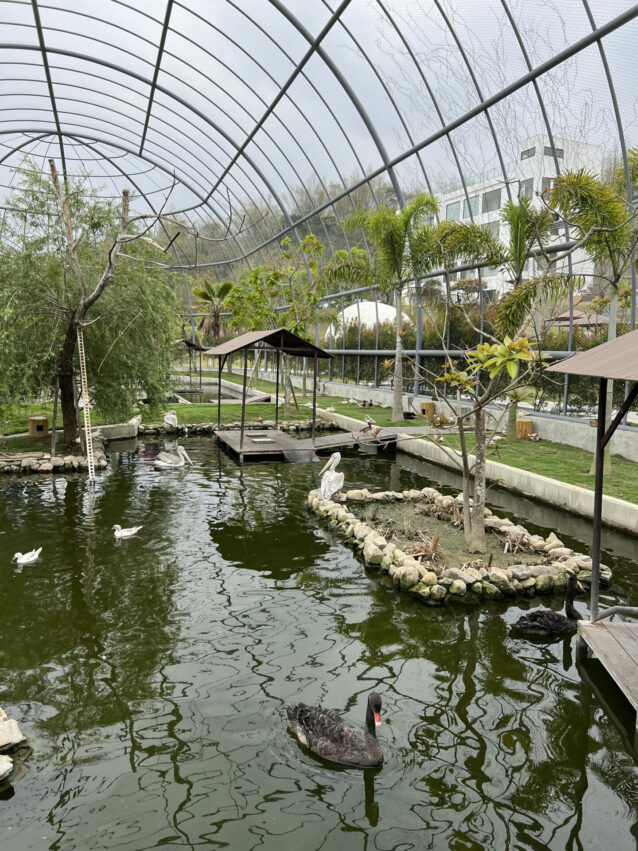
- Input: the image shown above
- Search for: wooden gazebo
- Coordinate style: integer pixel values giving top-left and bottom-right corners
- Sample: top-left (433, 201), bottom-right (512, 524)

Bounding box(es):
top-left (546, 331), bottom-right (638, 719)
top-left (204, 328), bottom-right (331, 459)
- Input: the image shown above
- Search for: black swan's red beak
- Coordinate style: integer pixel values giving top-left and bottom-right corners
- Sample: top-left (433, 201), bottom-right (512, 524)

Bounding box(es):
top-left (374, 712), bottom-right (381, 727)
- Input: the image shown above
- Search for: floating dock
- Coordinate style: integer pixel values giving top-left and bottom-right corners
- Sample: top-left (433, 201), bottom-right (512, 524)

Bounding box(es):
top-left (215, 426), bottom-right (430, 461)
top-left (578, 621), bottom-right (638, 727)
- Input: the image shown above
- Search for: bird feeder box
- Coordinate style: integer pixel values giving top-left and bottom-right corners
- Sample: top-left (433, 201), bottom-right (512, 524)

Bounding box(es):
top-left (28, 416), bottom-right (48, 437)
top-left (420, 401), bottom-right (435, 417)
top-left (516, 418), bottom-right (533, 440)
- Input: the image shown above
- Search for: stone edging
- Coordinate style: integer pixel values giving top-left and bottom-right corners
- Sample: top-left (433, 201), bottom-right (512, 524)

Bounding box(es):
top-left (0, 433), bottom-right (108, 476)
top-left (307, 485), bottom-right (611, 606)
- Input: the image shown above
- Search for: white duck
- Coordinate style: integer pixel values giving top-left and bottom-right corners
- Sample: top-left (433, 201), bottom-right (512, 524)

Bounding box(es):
top-left (12, 547), bottom-right (42, 565)
top-left (163, 410), bottom-right (178, 429)
top-left (154, 445), bottom-right (193, 470)
top-left (112, 524), bottom-right (143, 539)
top-left (319, 452), bottom-right (344, 501)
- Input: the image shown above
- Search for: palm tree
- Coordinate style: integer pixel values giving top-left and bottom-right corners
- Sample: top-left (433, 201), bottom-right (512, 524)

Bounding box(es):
top-left (321, 194), bottom-right (439, 421)
top-left (192, 279), bottom-right (234, 346)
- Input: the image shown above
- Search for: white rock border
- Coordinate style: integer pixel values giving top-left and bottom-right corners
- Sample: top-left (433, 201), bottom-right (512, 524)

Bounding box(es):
top-left (307, 485), bottom-right (611, 606)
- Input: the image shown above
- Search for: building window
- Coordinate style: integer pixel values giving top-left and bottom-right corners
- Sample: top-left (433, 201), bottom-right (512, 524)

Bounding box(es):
top-left (544, 146), bottom-right (564, 158)
top-left (519, 178), bottom-right (533, 200)
top-left (520, 147), bottom-right (535, 160)
top-left (481, 219), bottom-right (500, 238)
top-left (541, 177), bottom-right (554, 196)
top-left (446, 201), bottom-right (460, 221)
top-left (482, 188), bottom-right (501, 213)
top-left (463, 195), bottom-right (479, 219)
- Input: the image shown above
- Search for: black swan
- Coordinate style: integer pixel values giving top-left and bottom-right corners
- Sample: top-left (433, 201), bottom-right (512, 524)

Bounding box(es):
top-left (286, 692), bottom-right (383, 767)
top-left (510, 573), bottom-right (584, 637)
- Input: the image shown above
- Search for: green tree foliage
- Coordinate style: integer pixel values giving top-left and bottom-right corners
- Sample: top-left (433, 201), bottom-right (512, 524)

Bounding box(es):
top-left (191, 279), bottom-right (234, 345)
top-left (0, 162), bottom-right (179, 441)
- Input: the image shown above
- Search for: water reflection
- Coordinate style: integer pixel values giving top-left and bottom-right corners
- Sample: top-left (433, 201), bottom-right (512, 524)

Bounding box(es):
top-left (0, 439), bottom-right (637, 849)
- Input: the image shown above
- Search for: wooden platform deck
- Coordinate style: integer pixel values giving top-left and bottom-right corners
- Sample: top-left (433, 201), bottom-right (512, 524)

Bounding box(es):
top-left (578, 621), bottom-right (638, 719)
top-left (215, 426), bottom-right (430, 461)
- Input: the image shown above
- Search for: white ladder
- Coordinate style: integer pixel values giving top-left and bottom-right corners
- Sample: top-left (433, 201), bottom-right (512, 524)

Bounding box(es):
top-left (76, 325), bottom-right (95, 483)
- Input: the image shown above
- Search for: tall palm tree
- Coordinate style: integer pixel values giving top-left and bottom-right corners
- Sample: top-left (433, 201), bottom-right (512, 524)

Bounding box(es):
top-left (192, 279), bottom-right (234, 346)
top-left (321, 194), bottom-right (439, 421)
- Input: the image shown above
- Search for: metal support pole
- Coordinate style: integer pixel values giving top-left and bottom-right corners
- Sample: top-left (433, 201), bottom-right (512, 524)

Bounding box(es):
top-left (275, 349), bottom-right (280, 430)
top-left (414, 303), bottom-right (423, 396)
top-left (240, 349), bottom-right (248, 457)
top-left (199, 349), bottom-right (202, 392)
top-left (591, 377), bottom-right (607, 621)
top-left (217, 355), bottom-right (226, 429)
top-left (312, 352), bottom-right (318, 447)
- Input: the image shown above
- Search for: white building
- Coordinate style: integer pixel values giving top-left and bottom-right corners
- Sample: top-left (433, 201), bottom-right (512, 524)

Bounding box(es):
top-left (433, 135), bottom-right (604, 296)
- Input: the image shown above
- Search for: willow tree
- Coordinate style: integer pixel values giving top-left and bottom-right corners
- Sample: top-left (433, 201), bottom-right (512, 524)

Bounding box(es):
top-left (0, 161), bottom-right (181, 444)
top-left (321, 194), bottom-right (439, 421)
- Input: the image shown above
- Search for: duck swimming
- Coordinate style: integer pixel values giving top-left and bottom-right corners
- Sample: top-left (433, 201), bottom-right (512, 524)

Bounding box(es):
top-left (510, 573), bottom-right (584, 637)
top-left (286, 692), bottom-right (383, 767)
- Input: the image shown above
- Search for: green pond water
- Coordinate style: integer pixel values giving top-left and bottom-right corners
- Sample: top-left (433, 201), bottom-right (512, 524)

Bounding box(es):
top-left (1, 437), bottom-right (638, 850)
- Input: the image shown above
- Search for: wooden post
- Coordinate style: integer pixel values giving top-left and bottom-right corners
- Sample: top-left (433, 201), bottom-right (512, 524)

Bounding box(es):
top-left (591, 377), bottom-right (607, 622)
top-left (51, 382), bottom-right (59, 457)
top-left (275, 349), bottom-right (280, 430)
top-left (312, 352), bottom-right (318, 447)
top-left (239, 348), bottom-right (248, 457)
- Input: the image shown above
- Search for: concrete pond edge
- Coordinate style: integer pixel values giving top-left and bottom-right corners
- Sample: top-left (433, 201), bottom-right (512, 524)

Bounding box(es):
top-left (307, 485), bottom-right (611, 607)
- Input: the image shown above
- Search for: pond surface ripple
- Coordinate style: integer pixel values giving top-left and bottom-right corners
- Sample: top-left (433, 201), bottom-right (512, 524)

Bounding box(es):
top-left (1, 438), bottom-right (638, 850)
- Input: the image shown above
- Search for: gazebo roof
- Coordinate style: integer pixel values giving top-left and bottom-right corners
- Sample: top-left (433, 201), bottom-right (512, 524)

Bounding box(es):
top-left (204, 328), bottom-right (331, 358)
top-left (545, 329), bottom-right (638, 381)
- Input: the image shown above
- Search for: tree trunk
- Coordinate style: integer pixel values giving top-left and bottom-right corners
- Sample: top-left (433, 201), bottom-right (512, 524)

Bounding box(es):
top-left (507, 401), bottom-right (518, 440)
top-left (58, 321), bottom-right (79, 447)
top-left (392, 286), bottom-right (403, 421)
top-left (468, 406), bottom-right (487, 553)
top-left (457, 409), bottom-right (473, 544)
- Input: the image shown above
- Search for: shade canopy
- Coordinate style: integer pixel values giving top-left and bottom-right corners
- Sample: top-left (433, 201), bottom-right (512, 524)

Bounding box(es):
top-left (204, 328), bottom-right (330, 359)
top-left (545, 330), bottom-right (638, 381)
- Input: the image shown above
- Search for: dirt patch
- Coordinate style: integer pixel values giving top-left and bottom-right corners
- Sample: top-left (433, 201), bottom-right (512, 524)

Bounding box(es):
top-left (353, 501), bottom-right (542, 572)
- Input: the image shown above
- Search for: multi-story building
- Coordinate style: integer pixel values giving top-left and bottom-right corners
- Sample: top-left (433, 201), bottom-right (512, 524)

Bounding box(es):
top-left (433, 135), bottom-right (605, 297)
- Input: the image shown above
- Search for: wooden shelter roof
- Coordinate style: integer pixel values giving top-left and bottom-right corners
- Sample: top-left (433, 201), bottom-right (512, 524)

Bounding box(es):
top-left (204, 328), bottom-right (331, 358)
top-left (545, 329), bottom-right (638, 381)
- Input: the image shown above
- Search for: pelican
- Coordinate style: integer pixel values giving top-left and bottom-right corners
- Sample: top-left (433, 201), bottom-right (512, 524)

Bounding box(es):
top-left (12, 547), bottom-right (42, 565)
top-left (154, 445), bottom-right (193, 469)
top-left (319, 452), bottom-right (344, 501)
top-left (163, 410), bottom-right (178, 429)
top-left (112, 524), bottom-right (143, 539)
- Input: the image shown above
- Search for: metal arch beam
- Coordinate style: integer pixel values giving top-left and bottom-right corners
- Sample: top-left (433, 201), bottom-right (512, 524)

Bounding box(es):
top-left (0, 131), bottom-right (51, 166)
top-left (0, 44), bottom-right (304, 246)
top-left (205, 0), bottom-right (351, 202)
top-left (30, 0), bottom-right (67, 180)
top-left (267, 0), bottom-right (405, 208)
top-left (581, 0), bottom-right (637, 330)
top-left (179, 1), bottom-right (638, 259)
top-left (139, 0), bottom-right (173, 156)
top-left (0, 126), bottom-right (256, 270)
top-left (432, 0), bottom-right (512, 203)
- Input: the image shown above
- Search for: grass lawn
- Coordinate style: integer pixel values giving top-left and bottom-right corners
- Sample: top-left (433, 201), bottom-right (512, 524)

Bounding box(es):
top-left (430, 432), bottom-right (638, 505)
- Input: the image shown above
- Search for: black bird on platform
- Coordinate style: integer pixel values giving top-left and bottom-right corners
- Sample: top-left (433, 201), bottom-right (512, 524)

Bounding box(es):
top-left (286, 692), bottom-right (384, 767)
top-left (510, 573), bottom-right (584, 637)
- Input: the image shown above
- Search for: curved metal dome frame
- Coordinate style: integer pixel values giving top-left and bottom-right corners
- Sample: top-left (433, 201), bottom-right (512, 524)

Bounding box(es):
top-left (1, 0), bottom-right (637, 397)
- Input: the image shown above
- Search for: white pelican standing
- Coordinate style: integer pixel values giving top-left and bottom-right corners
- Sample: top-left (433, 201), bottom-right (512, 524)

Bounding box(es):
top-left (112, 524), bottom-right (143, 539)
top-left (163, 410), bottom-right (178, 429)
top-left (12, 547), bottom-right (42, 565)
top-left (154, 445), bottom-right (193, 470)
top-left (319, 452), bottom-right (344, 501)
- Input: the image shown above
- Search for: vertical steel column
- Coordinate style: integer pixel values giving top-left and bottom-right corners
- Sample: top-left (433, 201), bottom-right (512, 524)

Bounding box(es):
top-left (239, 349), bottom-right (248, 457)
top-left (590, 377), bottom-right (607, 621)
top-left (414, 304), bottom-right (423, 396)
top-left (312, 352), bottom-right (318, 448)
top-left (275, 349), bottom-right (280, 430)
top-left (217, 355), bottom-right (223, 429)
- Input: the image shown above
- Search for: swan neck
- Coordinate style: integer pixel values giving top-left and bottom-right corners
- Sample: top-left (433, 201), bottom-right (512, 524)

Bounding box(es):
top-left (365, 702), bottom-right (377, 738)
